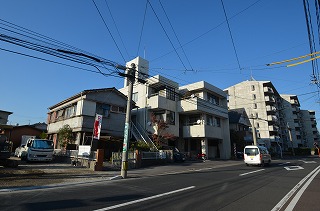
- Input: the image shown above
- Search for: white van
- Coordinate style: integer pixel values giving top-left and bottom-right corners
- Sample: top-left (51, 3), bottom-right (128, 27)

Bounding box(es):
top-left (244, 145), bottom-right (271, 166)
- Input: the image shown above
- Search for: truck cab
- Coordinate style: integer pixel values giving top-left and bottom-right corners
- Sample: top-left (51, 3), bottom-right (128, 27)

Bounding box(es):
top-left (20, 138), bottom-right (54, 162)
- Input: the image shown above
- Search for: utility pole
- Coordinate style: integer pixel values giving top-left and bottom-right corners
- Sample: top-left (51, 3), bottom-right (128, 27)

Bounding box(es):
top-left (287, 122), bottom-right (295, 156)
top-left (119, 63), bottom-right (136, 179)
top-left (250, 117), bottom-right (257, 146)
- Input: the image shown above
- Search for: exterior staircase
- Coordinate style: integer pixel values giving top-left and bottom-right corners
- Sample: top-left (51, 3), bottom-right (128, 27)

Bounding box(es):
top-left (131, 121), bottom-right (158, 151)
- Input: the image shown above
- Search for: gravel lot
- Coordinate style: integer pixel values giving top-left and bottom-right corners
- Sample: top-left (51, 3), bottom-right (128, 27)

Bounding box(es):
top-left (0, 161), bottom-right (118, 188)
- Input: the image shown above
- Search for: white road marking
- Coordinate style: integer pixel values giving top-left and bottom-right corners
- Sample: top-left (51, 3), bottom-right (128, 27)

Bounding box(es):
top-left (272, 165), bottom-right (320, 211)
top-left (94, 186), bottom-right (195, 211)
top-left (298, 160), bottom-right (317, 164)
top-left (284, 166), bottom-right (304, 171)
top-left (239, 169), bottom-right (265, 176)
top-left (285, 167), bottom-right (320, 210)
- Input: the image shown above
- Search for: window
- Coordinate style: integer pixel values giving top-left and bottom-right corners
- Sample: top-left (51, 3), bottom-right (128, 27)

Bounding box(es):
top-left (187, 114), bottom-right (201, 125)
top-left (96, 103), bottom-right (111, 117)
top-left (253, 103), bottom-right (257, 109)
top-left (50, 112), bottom-right (56, 122)
top-left (111, 105), bottom-right (125, 113)
top-left (166, 110), bottom-right (175, 125)
top-left (132, 92), bottom-right (138, 103)
top-left (207, 115), bottom-right (214, 126)
top-left (215, 117), bottom-right (221, 127)
top-left (208, 93), bottom-right (219, 105)
top-left (56, 110), bottom-right (64, 120)
top-left (251, 85), bottom-right (255, 91)
top-left (252, 94), bottom-right (256, 100)
top-left (166, 86), bottom-right (175, 101)
top-left (64, 105), bottom-right (77, 119)
top-left (153, 111), bottom-right (165, 121)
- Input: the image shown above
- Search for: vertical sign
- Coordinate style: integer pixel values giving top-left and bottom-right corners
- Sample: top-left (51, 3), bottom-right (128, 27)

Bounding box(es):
top-left (93, 114), bottom-right (103, 140)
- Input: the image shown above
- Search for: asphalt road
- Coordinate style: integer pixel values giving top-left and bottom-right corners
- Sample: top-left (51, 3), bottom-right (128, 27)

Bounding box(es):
top-left (0, 157), bottom-right (319, 211)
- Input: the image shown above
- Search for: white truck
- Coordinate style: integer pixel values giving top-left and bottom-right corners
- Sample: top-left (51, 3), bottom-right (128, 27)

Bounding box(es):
top-left (21, 135), bottom-right (36, 147)
top-left (16, 138), bottom-right (54, 162)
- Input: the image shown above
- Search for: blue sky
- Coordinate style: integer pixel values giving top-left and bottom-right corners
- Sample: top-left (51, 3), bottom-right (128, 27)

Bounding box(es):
top-left (1, 0), bottom-right (319, 125)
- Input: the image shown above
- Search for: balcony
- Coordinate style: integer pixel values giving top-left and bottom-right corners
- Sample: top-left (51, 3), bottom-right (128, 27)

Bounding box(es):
top-left (266, 105), bottom-right (277, 113)
top-left (269, 135), bottom-right (280, 142)
top-left (264, 86), bottom-right (274, 94)
top-left (290, 99), bottom-right (299, 105)
top-left (178, 97), bottom-right (228, 118)
top-left (147, 94), bottom-right (176, 111)
top-left (268, 125), bottom-right (279, 132)
top-left (265, 96), bottom-right (276, 104)
top-left (182, 124), bottom-right (223, 139)
top-left (267, 115), bottom-right (278, 122)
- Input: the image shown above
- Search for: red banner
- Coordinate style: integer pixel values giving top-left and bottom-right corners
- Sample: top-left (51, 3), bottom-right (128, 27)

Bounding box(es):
top-left (93, 114), bottom-right (102, 140)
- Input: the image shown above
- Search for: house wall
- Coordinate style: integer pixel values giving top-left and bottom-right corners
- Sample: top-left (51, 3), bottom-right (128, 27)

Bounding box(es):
top-left (47, 89), bottom-right (127, 150)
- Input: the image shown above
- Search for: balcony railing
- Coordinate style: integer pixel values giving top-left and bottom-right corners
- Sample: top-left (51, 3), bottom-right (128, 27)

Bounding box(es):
top-left (178, 97), bottom-right (228, 118)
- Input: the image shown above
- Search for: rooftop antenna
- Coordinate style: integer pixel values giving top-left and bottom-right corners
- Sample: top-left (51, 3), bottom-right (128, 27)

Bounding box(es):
top-left (249, 66), bottom-right (255, 81)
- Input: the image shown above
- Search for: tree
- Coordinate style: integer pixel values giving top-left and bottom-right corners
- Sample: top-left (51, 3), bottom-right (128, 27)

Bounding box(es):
top-left (39, 131), bottom-right (47, 139)
top-left (150, 112), bottom-right (175, 148)
top-left (58, 124), bottom-right (74, 148)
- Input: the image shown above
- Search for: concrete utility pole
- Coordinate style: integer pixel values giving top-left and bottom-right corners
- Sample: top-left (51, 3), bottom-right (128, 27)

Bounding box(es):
top-left (287, 123), bottom-right (295, 156)
top-left (252, 117), bottom-right (257, 146)
top-left (120, 63), bottom-right (136, 178)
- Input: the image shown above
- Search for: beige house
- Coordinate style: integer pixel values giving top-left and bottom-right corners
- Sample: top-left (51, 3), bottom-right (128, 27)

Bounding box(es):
top-left (120, 57), bottom-right (231, 159)
top-left (47, 88), bottom-right (128, 159)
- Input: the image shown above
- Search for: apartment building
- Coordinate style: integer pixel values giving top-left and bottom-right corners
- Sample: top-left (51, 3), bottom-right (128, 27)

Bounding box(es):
top-left (300, 110), bottom-right (320, 148)
top-left (225, 80), bottom-right (285, 150)
top-left (178, 81), bottom-right (231, 159)
top-left (225, 80), bottom-right (320, 152)
top-left (47, 88), bottom-right (128, 158)
top-left (280, 94), bottom-right (302, 148)
top-left (120, 57), bottom-right (231, 159)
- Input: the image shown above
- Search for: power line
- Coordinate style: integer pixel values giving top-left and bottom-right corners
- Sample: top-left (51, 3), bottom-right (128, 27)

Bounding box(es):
top-left (220, 0), bottom-right (241, 72)
top-left (0, 47), bottom-right (123, 79)
top-left (159, 0), bottom-right (194, 72)
top-left (136, 1), bottom-right (148, 57)
top-left (147, 0), bottom-right (189, 72)
top-left (150, 0), bottom-right (262, 63)
top-left (104, 0), bottom-right (130, 59)
top-left (91, 0), bottom-right (126, 63)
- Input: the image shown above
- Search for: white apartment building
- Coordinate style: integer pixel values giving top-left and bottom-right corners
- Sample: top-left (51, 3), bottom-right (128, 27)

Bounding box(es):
top-left (47, 88), bottom-right (128, 158)
top-left (280, 94), bottom-right (302, 148)
top-left (120, 57), bottom-right (231, 159)
top-left (225, 80), bottom-right (285, 150)
top-left (300, 110), bottom-right (320, 148)
top-left (225, 79), bottom-right (320, 151)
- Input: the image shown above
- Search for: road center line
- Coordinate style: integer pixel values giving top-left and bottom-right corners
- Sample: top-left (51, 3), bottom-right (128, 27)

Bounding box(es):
top-left (285, 166), bottom-right (320, 210)
top-left (271, 165), bottom-right (320, 211)
top-left (94, 186), bottom-right (195, 211)
top-left (239, 169), bottom-right (265, 176)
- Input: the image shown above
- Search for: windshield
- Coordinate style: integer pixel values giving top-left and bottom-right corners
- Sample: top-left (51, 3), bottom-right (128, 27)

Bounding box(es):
top-left (245, 148), bottom-right (258, 156)
top-left (32, 140), bottom-right (54, 149)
